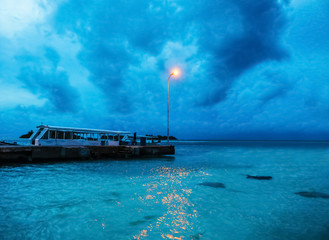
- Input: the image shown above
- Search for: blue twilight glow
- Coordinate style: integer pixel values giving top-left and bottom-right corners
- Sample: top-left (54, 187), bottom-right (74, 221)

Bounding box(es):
top-left (0, 0), bottom-right (328, 140)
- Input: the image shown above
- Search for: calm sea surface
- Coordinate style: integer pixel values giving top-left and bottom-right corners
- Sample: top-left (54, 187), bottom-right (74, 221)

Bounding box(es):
top-left (1, 141), bottom-right (329, 240)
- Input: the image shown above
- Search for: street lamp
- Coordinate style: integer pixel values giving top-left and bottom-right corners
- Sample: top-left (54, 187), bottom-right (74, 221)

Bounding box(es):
top-left (167, 68), bottom-right (180, 144)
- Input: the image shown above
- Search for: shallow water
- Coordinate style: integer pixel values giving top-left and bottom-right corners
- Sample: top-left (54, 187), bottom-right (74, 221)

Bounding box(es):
top-left (1, 141), bottom-right (329, 240)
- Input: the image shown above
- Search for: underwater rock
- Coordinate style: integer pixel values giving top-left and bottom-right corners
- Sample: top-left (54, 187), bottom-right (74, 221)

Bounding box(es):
top-left (129, 215), bottom-right (158, 226)
top-left (198, 182), bottom-right (225, 188)
top-left (246, 175), bottom-right (272, 180)
top-left (129, 220), bottom-right (146, 226)
top-left (190, 232), bottom-right (203, 239)
top-left (110, 192), bottom-right (121, 197)
top-left (295, 191), bottom-right (329, 199)
top-left (143, 215), bottom-right (157, 220)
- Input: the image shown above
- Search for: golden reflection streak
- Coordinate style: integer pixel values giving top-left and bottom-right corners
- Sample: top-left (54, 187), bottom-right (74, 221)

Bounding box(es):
top-left (132, 167), bottom-right (208, 239)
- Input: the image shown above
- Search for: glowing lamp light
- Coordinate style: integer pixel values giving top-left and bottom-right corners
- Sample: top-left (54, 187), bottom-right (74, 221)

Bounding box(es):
top-left (171, 68), bottom-right (180, 77)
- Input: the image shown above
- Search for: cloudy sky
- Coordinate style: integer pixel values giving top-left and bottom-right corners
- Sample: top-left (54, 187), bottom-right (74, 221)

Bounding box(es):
top-left (0, 0), bottom-right (328, 140)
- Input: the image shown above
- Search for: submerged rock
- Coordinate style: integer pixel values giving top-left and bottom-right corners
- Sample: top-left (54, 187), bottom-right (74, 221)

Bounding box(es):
top-left (295, 191), bottom-right (329, 199)
top-left (129, 220), bottom-right (146, 226)
top-left (110, 192), bottom-right (121, 197)
top-left (190, 232), bottom-right (203, 239)
top-left (246, 175), bottom-right (272, 180)
top-left (129, 215), bottom-right (158, 226)
top-left (143, 215), bottom-right (157, 220)
top-left (198, 182), bottom-right (225, 188)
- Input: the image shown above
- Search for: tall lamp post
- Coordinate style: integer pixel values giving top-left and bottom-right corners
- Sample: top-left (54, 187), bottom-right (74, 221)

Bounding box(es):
top-left (167, 69), bottom-right (180, 144)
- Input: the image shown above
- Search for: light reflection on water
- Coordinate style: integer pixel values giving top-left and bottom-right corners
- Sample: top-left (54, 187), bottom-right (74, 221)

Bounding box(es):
top-left (1, 141), bottom-right (329, 239)
top-left (132, 167), bottom-right (202, 240)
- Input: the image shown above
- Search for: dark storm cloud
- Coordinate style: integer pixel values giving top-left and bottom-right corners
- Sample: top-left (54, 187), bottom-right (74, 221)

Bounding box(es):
top-left (55, 2), bottom-right (138, 112)
top-left (53, 0), bottom-right (290, 112)
top-left (200, 0), bottom-right (289, 105)
top-left (78, 42), bottom-right (132, 89)
top-left (16, 48), bottom-right (79, 112)
top-left (76, 39), bottom-right (135, 113)
top-left (53, 0), bottom-right (190, 113)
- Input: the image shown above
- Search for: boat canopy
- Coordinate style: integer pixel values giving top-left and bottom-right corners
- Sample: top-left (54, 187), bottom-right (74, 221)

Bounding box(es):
top-left (36, 125), bottom-right (130, 135)
top-left (28, 125), bottom-right (131, 146)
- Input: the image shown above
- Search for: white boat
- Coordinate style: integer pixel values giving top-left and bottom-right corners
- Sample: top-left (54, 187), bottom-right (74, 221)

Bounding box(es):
top-left (29, 125), bottom-right (131, 146)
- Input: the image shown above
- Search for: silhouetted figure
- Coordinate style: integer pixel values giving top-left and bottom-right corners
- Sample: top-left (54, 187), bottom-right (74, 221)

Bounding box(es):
top-left (19, 130), bottom-right (33, 138)
top-left (133, 132), bottom-right (137, 145)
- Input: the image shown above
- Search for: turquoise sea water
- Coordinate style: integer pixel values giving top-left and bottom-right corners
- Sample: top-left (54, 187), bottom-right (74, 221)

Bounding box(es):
top-left (1, 141), bottom-right (329, 239)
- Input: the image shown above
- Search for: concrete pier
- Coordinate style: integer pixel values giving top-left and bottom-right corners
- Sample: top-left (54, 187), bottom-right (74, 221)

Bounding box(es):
top-left (0, 145), bottom-right (175, 163)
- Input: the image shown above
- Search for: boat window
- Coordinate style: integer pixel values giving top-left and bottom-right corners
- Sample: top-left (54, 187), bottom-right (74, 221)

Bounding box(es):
top-left (86, 133), bottom-right (97, 141)
top-left (73, 132), bottom-right (79, 139)
top-left (65, 132), bottom-right (73, 139)
top-left (49, 130), bottom-right (56, 139)
top-left (57, 131), bottom-right (64, 139)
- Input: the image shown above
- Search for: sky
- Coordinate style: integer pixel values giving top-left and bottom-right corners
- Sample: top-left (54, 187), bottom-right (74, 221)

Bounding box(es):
top-left (0, 0), bottom-right (329, 140)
